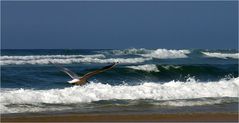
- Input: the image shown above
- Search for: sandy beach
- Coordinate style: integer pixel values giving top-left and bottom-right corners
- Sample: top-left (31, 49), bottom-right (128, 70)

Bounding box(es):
top-left (1, 113), bottom-right (238, 122)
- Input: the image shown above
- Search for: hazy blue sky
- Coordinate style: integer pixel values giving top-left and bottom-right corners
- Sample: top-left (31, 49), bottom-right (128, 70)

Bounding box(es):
top-left (1, 1), bottom-right (238, 49)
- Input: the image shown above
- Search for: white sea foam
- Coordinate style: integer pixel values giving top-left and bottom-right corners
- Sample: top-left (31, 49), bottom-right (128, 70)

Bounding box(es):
top-left (1, 77), bottom-right (238, 114)
top-left (126, 64), bottom-right (159, 72)
top-left (202, 52), bottom-right (239, 59)
top-left (141, 49), bottom-right (190, 59)
top-left (0, 57), bottom-right (151, 65)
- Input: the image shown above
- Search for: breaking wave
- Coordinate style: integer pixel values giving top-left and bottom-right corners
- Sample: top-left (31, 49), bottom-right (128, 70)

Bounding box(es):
top-left (1, 77), bottom-right (238, 109)
top-left (140, 49), bottom-right (190, 59)
top-left (202, 52), bottom-right (239, 59)
top-left (99, 48), bottom-right (190, 59)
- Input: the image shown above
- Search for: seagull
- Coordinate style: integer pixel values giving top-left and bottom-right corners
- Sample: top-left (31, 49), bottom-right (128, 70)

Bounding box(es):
top-left (50, 62), bottom-right (117, 85)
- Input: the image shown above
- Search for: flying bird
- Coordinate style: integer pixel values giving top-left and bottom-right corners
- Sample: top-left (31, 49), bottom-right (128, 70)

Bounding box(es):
top-left (50, 62), bottom-right (117, 85)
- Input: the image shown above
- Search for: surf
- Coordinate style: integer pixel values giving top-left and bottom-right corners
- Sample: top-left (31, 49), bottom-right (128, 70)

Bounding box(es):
top-left (1, 77), bottom-right (238, 105)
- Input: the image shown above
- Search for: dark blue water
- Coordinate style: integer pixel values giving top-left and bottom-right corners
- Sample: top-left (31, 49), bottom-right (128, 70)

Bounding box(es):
top-left (1, 49), bottom-right (238, 114)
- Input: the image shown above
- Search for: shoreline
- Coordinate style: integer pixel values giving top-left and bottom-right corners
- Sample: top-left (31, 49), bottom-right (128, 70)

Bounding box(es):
top-left (1, 112), bottom-right (238, 122)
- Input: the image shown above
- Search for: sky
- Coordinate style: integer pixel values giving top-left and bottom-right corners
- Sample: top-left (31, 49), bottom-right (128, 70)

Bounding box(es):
top-left (1, 1), bottom-right (238, 49)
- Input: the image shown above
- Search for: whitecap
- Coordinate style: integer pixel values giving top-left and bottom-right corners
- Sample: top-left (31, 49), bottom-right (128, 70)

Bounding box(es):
top-left (141, 49), bottom-right (190, 59)
top-left (126, 64), bottom-right (159, 72)
top-left (1, 77), bottom-right (238, 105)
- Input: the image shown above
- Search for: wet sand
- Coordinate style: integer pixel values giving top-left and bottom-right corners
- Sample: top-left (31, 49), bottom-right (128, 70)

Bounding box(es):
top-left (1, 113), bottom-right (238, 122)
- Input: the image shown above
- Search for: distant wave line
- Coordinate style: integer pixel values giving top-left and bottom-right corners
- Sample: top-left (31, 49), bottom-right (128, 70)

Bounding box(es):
top-left (0, 57), bottom-right (152, 65)
top-left (1, 54), bottom-right (106, 60)
top-left (202, 52), bottom-right (239, 59)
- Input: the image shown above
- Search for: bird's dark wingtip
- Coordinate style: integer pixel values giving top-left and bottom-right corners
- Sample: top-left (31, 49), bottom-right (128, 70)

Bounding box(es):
top-left (49, 61), bottom-right (54, 64)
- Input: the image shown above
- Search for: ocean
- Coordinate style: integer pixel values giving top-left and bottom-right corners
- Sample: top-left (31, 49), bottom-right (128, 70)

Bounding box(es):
top-left (1, 48), bottom-right (238, 114)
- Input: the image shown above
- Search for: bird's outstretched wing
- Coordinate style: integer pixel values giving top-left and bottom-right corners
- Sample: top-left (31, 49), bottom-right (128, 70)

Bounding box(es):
top-left (49, 61), bottom-right (79, 79)
top-left (81, 63), bottom-right (117, 80)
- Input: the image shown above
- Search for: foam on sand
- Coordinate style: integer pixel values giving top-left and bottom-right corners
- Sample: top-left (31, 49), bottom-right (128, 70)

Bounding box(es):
top-left (158, 97), bottom-right (237, 107)
top-left (202, 52), bottom-right (239, 59)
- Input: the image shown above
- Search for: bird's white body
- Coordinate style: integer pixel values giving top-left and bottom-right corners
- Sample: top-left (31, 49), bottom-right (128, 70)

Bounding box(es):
top-left (68, 79), bottom-right (80, 84)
